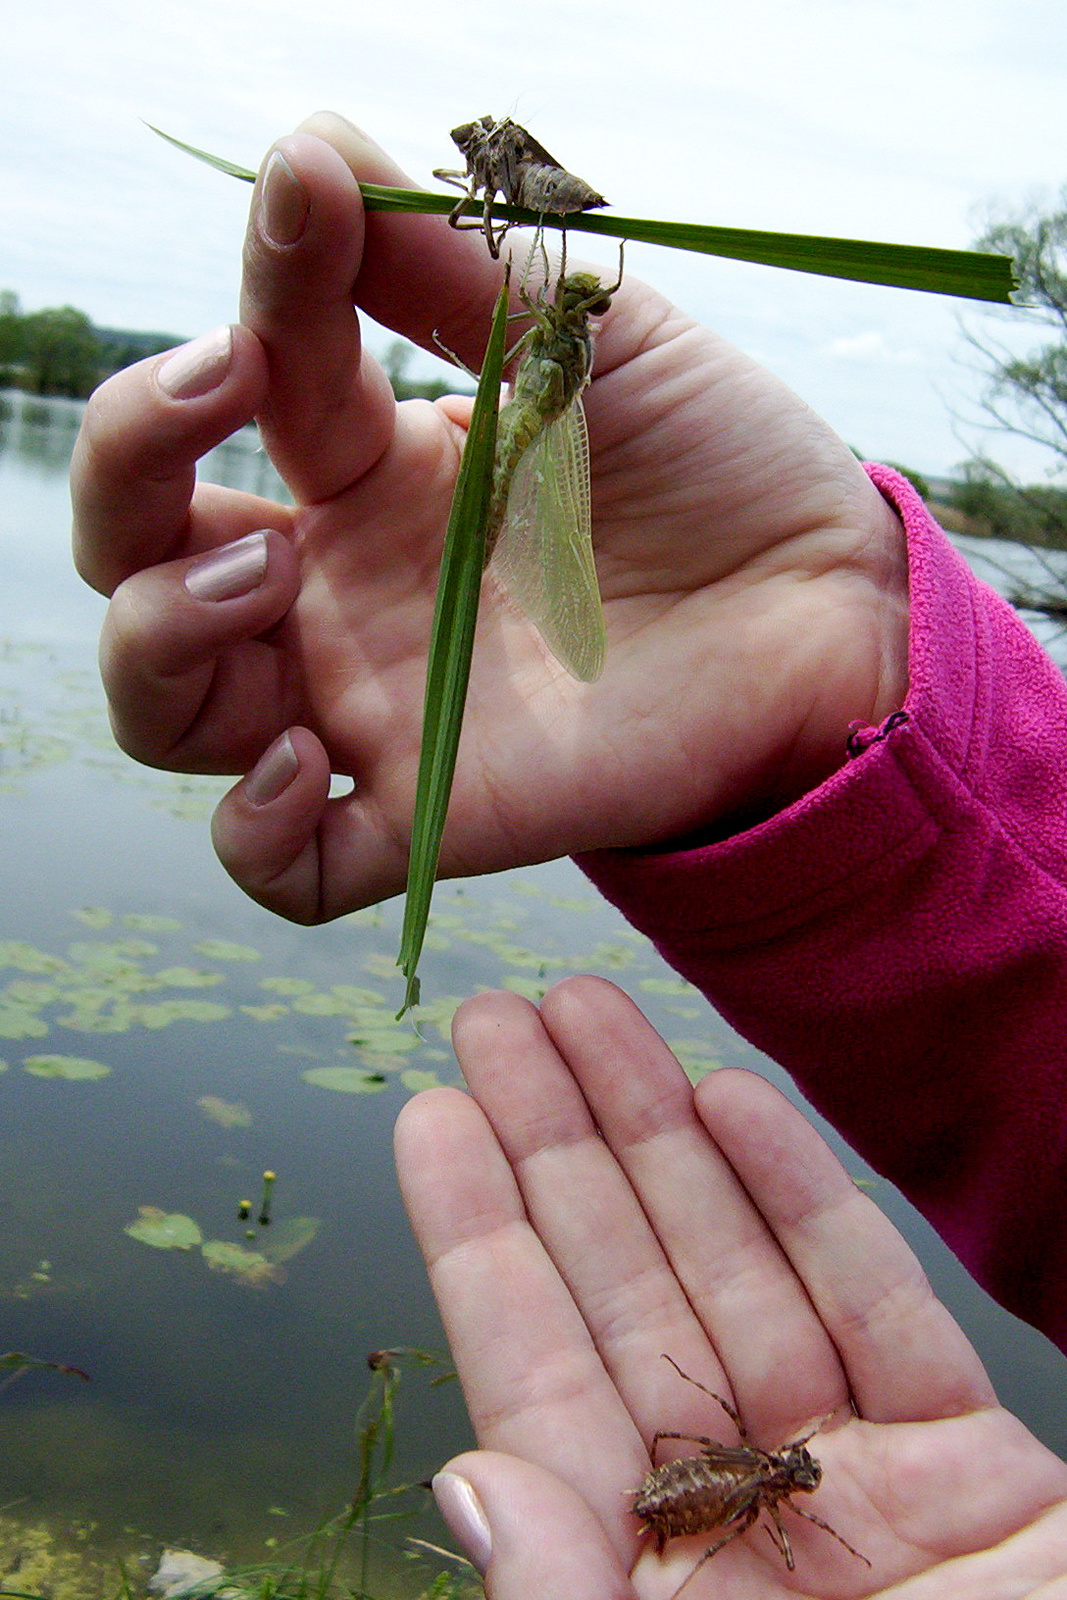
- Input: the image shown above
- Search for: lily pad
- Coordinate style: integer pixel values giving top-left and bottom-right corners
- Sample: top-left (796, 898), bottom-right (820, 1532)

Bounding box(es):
top-left (121, 913), bottom-right (183, 933)
top-left (291, 991), bottom-right (353, 1017)
top-left (134, 999), bottom-right (231, 1028)
top-left (23, 1053), bottom-right (111, 1080)
top-left (0, 1002), bottom-right (50, 1039)
top-left (258, 1216), bottom-right (320, 1265)
top-left (125, 1207), bottom-right (203, 1249)
top-left (192, 939), bottom-right (261, 962)
top-left (639, 976), bottom-right (695, 997)
top-left (0, 941), bottom-right (70, 975)
top-left (348, 1026), bottom-right (420, 1055)
top-left (201, 1240), bottom-right (281, 1286)
top-left (196, 1095), bottom-right (252, 1129)
top-left (301, 1066), bottom-right (390, 1095)
top-left (400, 1068), bottom-right (442, 1093)
top-left (154, 966), bottom-right (226, 989)
top-left (259, 976), bottom-right (316, 996)
top-left (71, 907), bottom-right (114, 930)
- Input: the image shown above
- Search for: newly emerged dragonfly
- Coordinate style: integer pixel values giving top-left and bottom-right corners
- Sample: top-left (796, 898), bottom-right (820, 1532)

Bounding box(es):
top-left (484, 255), bottom-right (623, 682)
top-left (633, 1356), bottom-right (870, 1597)
top-left (434, 115), bottom-right (606, 258)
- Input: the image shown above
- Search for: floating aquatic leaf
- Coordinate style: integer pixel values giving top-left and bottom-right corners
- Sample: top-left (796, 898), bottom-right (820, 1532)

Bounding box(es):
top-left (290, 991), bottom-right (355, 1017)
top-left (201, 1239), bottom-right (281, 1286)
top-left (666, 1040), bottom-right (722, 1085)
top-left (196, 1095), bottom-right (252, 1129)
top-left (257, 1216), bottom-right (320, 1264)
top-left (192, 939), bottom-right (261, 962)
top-left (400, 1068), bottom-right (442, 1093)
top-left (585, 941), bottom-right (637, 971)
top-left (0, 1059), bottom-right (8, 1074)
top-left (639, 976), bottom-right (696, 996)
top-left (0, 1006), bottom-right (51, 1040)
top-left (66, 940), bottom-right (157, 978)
top-left (502, 975), bottom-right (550, 1002)
top-left (23, 1053), bottom-right (111, 1080)
top-left (347, 1027), bottom-right (420, 1055)
top-left (55, 1001), bottom-right (137, 1034)
top-left (134, 999), bottom-right (231, 1028)
top-left (240, 1003), bottom-right (289, 1022)
top-left (329, 984), bottom-right (386, 1008)
top-left (154, 966), bottom-right (226, 989)
top-left (71, 907), bottom-right (114, 930)
top-left (125, 1207), bottom-right (202, 1249)
top-left (121, 913), bottom-right (183, 933)
top-left (7, 979), bottom-right (61, 1006)
top-left (301, 1067), bottom-right (391, 1095)
top-left (0, 941), bottom-right (70, 975)
top-left (0, 1350), bottom-right (90, 1382)
top-left (259, 976), bottom-right (316, 996)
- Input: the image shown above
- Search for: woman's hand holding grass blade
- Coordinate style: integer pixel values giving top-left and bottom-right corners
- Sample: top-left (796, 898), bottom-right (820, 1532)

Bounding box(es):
top-left (71, 112), bottom-right (910, 926)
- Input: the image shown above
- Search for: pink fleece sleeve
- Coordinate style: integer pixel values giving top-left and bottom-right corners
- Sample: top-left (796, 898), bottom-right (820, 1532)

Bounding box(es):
top-left (576, 465), bottom-right (1067, 1352)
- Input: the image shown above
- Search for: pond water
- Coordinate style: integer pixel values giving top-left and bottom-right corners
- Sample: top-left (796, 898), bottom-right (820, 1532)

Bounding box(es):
top-left (1, 390), bottom-right (1065, 1594)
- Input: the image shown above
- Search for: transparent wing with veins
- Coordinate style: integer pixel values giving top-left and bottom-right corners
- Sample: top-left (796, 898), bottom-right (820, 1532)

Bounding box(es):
top-left (490, 397), bottom-right (606, 683)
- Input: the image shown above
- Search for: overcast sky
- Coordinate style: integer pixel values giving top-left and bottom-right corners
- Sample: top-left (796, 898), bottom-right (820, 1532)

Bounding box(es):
top-left (3, 0), bottom-right (1064, 478)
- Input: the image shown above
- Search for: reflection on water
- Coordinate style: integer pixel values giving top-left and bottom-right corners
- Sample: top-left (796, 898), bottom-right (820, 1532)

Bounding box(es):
top-left (1, 393), bottom-right (1066, 1591)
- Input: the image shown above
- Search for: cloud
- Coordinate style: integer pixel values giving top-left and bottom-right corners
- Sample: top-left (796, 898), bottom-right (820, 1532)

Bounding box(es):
top-left (824, 331), bottom-right (923, 366)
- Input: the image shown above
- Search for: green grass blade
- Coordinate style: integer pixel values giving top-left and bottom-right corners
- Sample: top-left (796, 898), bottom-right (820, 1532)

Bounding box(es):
top-left (395, 272), bottom-right (511, 1015)
top-left (145, 124), bottom-right (260, 181)
top-left (570, 211), bottom-right (1016, 302)
top-left (149, 127), bottom-right (1015, 303)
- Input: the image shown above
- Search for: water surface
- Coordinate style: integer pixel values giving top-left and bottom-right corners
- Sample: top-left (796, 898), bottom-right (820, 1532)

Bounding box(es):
top-left (1, 391), bottom-right (1064, 1592)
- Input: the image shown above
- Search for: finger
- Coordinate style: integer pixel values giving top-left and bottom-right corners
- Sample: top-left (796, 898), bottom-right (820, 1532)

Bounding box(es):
top-left (208, 726), bottom-right (412, 923)
top-left (98, 527), bottom-right (300, 772)
top-left (71, 324), bottom-right (273, 595)
top-left (447, 989), bottom-right (741, 1444)
top-left (394, 1083), bottom-right (648, 1561)
top-left (239, 130), bottom-right (399, 504)
top-left (695, 1067), bottom-right (998, 1423)
top-left (533, 978), bottom-right (850, 1444)
top-left (433, 1452), bottom-right (636, 1600)
top-left (296, 112), bottom-right (526, 364)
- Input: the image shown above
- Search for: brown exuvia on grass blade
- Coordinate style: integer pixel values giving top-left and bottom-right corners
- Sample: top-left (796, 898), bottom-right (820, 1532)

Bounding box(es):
top-left (433, 115), bottom-right (606, 258)
top-left (633, 1356), bottom-right (870, 1597)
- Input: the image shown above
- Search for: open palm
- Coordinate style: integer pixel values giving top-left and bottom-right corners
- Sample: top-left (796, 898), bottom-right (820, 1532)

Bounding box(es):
top-left (395, 978), bottom-right (1067, 1599)
top-left (71, 113), bottom-right (908, 925)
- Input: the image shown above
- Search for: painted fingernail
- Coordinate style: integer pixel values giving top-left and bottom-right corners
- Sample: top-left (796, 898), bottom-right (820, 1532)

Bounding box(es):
top-left (185, 532), bottom-right (269, 602)
top-left (245, 731), bottom-right (299, 807)
top-left (259, 150), bottom-right (310, 247)
top-left (158, 326), bottom-right (234, 399)
top-left (432, 1473), bottom-right (491, 1576)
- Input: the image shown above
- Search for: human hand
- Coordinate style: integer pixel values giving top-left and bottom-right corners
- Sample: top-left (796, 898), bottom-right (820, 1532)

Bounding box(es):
top-left (71, 114), bottom-right (909, 925)
top-left (395, 978), bottom-right (1067, 1598)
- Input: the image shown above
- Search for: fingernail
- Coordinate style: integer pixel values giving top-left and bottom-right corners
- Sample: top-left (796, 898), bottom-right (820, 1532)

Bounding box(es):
top-left (185, 532), bottom-right (269, 602)
top-left (245, 731), bottom-right (299, 807)
top-left (158, 326), bottom-right (234, 399)
top-left (432, 1472), bottom-right (491, 1576)
top-left (259, 150), bottom-right (310, 247)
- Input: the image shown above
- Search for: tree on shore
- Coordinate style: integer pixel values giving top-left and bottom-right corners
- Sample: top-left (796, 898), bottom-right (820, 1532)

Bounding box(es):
top-left (956, 189), bottom-right (1067, 547)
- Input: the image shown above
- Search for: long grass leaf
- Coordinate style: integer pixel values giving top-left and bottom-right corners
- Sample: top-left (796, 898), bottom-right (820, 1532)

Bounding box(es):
top-left (149, 127), bottom-right (1015, 303)
top-left (395, 272), bottom-right (511, 1014)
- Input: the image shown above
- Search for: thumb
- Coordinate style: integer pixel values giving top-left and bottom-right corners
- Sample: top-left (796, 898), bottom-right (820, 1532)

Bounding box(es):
top-left (433, 1450), bottom-right (636, 1600)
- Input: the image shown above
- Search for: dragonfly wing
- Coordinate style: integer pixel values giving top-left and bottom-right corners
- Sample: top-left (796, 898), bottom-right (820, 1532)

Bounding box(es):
top-left (491, 400), bottom-right (606, 682)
